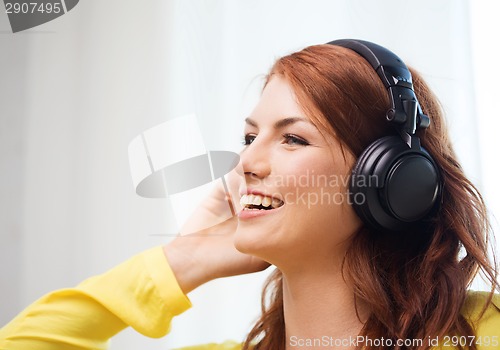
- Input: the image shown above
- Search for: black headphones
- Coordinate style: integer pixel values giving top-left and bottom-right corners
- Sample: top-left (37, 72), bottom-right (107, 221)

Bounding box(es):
top-left (327, 39), bottom-right (441, 232)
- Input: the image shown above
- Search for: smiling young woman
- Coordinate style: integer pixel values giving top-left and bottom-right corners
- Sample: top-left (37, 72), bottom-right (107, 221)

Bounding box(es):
top-left (1, 41), bottom-right (499, 350)
top-left (236, 43), bottom-right (500, 350)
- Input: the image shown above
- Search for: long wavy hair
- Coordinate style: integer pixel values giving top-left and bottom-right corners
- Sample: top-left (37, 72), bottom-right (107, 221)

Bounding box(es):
top-left (241, 44), bottom-right (499, 350)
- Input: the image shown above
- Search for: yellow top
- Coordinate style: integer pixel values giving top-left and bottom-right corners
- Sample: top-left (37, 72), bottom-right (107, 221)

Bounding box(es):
top-left (0, 246), bottom-right (499, 350)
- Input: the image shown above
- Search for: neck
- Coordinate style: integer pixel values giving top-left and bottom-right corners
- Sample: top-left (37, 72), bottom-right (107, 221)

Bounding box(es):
top-left (282, 259), bottom-right (368, 350)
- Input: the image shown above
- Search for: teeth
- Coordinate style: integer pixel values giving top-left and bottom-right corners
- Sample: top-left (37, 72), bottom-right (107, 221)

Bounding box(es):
top-left (240, 194), bottom-right (283, 209)
top-left (252, 195), bottom-right (262, 206)
top-left (262, 196), bottom-right (272, 207)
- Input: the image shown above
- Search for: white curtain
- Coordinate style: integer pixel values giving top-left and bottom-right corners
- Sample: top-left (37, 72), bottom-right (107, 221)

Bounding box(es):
top-left (1, 1), bottom-right (498, 349)
top-left (469, 0), bottom-right (500, 261)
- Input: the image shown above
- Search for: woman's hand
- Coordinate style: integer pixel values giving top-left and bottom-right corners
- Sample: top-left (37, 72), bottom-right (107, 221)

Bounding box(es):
top-left (163, 168), bottom-right (270, 294)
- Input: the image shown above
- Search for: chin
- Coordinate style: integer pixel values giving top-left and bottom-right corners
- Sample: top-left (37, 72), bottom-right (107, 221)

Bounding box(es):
top-left (233, 226), bottom-right (264, 254)
top-left (234, 224), bottom-right (271, 249)
top-left (233, 225), bottom-right (288, 263)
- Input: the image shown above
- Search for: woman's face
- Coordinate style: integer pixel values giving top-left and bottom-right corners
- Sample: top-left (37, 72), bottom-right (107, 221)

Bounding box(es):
top-left (233, 76), bottom-right (362, 268)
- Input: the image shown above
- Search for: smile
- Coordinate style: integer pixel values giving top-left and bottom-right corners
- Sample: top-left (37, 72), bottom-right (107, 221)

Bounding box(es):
top-left (238, 193), bottom-right (285, 219)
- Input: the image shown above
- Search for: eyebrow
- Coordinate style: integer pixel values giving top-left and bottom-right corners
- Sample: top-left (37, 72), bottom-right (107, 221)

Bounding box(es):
top-left (244, 116), bottom-right (313, 129)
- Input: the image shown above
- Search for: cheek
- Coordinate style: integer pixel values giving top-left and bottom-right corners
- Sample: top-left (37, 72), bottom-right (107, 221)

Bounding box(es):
top-left (281, 157), bottom-right (348, 208)
top-left (281, 157), bottom-right (359, 240)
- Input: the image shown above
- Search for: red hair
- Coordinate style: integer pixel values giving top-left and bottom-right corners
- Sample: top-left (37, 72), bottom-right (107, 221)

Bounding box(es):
top-left (242, 44), bottom-right (499, 350)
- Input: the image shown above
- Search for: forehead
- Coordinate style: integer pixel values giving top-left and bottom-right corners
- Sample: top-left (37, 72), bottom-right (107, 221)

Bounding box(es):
top-left (248, 76), bottom-right (336, 137)
top-left (249, 76), bottom-right (308, 124)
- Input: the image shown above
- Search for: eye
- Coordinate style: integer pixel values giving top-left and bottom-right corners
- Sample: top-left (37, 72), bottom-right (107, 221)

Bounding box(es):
top-left (241, 134), bottom-right (256, 146)
top-left (283, 133), bottom-right (309, 146)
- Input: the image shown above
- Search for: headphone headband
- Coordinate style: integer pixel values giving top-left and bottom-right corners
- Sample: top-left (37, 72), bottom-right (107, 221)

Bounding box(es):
top-left (327, 39), bottom-right (430, 136)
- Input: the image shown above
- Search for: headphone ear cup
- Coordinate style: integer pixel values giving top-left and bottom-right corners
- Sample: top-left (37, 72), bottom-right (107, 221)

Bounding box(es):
top-left (350, 136), bottom-right (440, 231)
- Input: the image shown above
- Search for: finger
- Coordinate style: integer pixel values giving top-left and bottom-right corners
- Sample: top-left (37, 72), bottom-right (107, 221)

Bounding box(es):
top-left (225, 162), bottom-right (244, 212)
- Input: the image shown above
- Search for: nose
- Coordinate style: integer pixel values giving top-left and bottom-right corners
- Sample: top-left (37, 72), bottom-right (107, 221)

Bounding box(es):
top-left (240, 137), bottom-right (271, 181)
